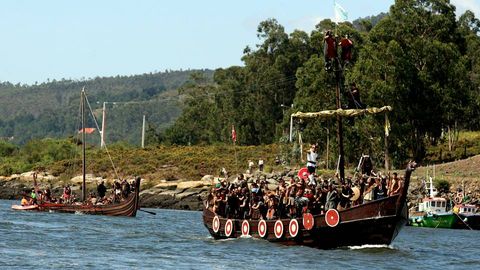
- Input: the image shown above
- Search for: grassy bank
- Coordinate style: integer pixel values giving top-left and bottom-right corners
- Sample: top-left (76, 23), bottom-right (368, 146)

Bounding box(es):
top-left (1, 131), bottom-right (480, 188)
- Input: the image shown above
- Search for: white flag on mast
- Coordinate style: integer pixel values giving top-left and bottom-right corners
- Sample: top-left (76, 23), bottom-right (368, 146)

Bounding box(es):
top-left (334, 0), bottom-right (348, 23)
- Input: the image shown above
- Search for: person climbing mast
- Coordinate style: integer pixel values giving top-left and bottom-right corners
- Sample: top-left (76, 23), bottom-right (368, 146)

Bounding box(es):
top-left (324, 30), bottom-right (337, 72)
top-left (340, 34), bottom-right (353, 67)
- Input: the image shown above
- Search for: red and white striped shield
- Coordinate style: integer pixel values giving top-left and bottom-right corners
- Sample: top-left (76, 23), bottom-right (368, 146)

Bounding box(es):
top-left (258, 220), bottom-right (267, 238)
top-left (212, 216), bottom-right (220, 233)
top-left (274, 220), bottom-right (284, 239)
top-left (225, 219), bottom-right (234, 237)
top-left (325, 209), bottom-right (340, 227)
top-left (241, 220), bottom-right (250, 236)
top-left (303, 213), bottom-right (314, 230)
top-left (289, 219), bottom-right (299, 237)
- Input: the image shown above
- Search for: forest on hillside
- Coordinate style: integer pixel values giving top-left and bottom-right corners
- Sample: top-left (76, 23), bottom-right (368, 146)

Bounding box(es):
top-left (161, 0), bottom-right (480, 167)
top-left (0, 70), bottom-right (213, 145)
top-left (1, 0), bottom-right (479, 170)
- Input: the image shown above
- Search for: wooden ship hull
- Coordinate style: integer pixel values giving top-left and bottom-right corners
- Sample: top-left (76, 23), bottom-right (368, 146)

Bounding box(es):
top-left (203, 163), bottom-right (415, 249)
top-left (23, 178), bottom-right (140, 217)
top-left (203, 194), bottom-right (407, 249)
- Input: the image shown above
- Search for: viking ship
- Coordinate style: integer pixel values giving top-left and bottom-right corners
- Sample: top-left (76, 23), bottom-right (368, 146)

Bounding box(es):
top-left (203, 139), bottom-right (416, 249)
top-left (12, 88), bottom-right (141, 217)
top-left (203, 42), bottom-right (417, 247)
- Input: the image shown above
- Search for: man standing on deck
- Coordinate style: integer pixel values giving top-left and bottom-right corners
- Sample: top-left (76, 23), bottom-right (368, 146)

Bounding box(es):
top-left (306, 144), bottom-right (319, 174)
top-left (97, 181), bottom-right (107, 199)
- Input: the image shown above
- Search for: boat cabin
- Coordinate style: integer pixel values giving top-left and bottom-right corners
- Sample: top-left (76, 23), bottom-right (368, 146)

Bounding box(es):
top-left (418, 197), bottom-right (448, 213)
top-left (454, 204), bottom-right (479, 215)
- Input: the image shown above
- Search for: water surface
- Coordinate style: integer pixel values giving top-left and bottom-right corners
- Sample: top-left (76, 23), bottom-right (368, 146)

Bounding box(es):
top-left (0, 200), bottom-right (478, 269)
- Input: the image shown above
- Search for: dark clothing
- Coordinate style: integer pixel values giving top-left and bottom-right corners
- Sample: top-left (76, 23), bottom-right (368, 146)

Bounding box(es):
top-left (339, 186), bottom-right (353, 208)
top-left (374, 185), bottom-right (387, 200)
top-left (225, 194), bottom-right (238, 218)
top-left (97, 183), bottom-right (107, 198)
top-left (324, 36), bottom-right (337, 59)
top-left (340, 38), bottom-right (353, 62)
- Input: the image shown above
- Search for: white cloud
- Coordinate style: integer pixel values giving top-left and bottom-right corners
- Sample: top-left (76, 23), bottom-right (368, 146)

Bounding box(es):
top-left (451, 0), bottom-right (480, 17)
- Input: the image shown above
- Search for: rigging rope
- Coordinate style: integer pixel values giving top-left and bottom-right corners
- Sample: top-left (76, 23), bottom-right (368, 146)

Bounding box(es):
top-left (83, 91), bottom-right (122, 181)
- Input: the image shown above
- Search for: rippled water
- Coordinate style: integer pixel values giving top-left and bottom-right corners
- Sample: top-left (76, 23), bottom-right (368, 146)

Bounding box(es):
top-left (1, 199), bottom-right (479, 269)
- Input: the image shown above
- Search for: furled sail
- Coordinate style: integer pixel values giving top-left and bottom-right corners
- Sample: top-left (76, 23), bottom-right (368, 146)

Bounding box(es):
top-left (291, 106), bottom-right (392, 119)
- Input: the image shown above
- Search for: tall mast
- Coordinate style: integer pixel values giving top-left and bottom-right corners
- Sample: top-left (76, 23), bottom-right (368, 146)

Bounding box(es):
top-left (81, 88), bottom-right (87, 202)
top-left (141, 114), bottom-right (146, 148)
top-left (335, 67), bottom-right (345, 181)
top-left (101, 102), bottom-right (106, 148)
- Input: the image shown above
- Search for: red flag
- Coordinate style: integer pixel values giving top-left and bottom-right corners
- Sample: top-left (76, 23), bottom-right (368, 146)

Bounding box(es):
top-left (231, 125), bottom-right (237, 143)
top-left (78, 128), bottom-right (96, 134)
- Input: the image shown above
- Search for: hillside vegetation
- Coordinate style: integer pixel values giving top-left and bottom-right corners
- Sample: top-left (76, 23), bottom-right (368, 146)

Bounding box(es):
top-left (160, 1), bottom-right (480, 168)
top-left (0, 69), bottom-right (213, 144)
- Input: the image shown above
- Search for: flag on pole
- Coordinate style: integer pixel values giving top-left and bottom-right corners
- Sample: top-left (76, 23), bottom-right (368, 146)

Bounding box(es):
top-left (334, 0), bottom-right (348, 23)
top-left (231, 125), bottom-right (237, 143)
top-left (78, 128), bottom-right (96, 134)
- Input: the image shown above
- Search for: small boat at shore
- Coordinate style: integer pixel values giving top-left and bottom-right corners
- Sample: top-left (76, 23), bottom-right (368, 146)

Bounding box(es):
top-left (453, 204), bottom-right (480, 230)
top-left (408, 176), bottom-right (458, 229)
top-left (11, 88), bottom-right (141, 217)
top-left (408, 197), bottom-right (457, 229)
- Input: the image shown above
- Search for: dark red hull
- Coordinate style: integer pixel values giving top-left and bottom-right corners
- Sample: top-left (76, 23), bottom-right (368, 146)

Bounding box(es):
top-left (203, 195), bottom-right (407, 249)
top-left (35, 178), bottom-right (141, 217)
top-left (203, 163), bottom-right (415, 249)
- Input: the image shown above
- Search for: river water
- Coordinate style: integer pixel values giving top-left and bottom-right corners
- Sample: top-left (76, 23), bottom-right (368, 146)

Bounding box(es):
top-left (0, 200), bottom-right (479, 269)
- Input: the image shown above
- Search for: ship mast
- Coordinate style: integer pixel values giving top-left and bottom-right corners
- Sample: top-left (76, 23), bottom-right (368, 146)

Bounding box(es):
top-left (335, 64), bottom-right (345, 181)
top-left (81, 88), bottom-right (87, 202)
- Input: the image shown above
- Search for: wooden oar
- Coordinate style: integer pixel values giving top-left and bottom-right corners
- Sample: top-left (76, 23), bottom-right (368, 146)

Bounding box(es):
top-left (139, 209), bottom-right (156, 215)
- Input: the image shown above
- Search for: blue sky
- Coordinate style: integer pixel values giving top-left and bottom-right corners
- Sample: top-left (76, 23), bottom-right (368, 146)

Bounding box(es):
top-left (0, 0), bottom-right (478, 84)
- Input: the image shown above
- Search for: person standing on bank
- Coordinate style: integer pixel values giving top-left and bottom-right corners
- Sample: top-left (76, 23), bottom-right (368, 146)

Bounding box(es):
top-left (306, 144), bottom-right (319, 174)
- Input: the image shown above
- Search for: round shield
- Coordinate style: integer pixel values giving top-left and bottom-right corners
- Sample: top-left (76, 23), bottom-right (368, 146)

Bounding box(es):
top-left (225, 219), bottom-right (234, 237)
top-left (302, 213), bottom-right (314, 230)
top-left (258, 220), bottom-right (267, 238)
top-left (325, 209), bottom-right (340, 227)
top-left (241, 220), bottom-right (250, 236)
top-left (350, 186), bottom-right (360, 201)
top-left (274, 220), bottom-right (284, 238)
top-left (297, 167), bottom-right (310, 180)
top-left (289, 219), bottom-right (299, 237)
top-left (212, 215), bottom-right (220, 233)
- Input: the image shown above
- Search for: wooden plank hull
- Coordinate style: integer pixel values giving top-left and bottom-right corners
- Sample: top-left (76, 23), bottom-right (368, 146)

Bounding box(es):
top-left (203, 195), bottom-right (407, 249)
top-left (29, 178), bottom-right (141, 217)
top-left (203, 163), bottom-right (416, 249)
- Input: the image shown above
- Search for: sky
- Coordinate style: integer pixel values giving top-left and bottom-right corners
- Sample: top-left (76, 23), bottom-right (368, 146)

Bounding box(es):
top-left (0, 0), bottom-right (478, 85)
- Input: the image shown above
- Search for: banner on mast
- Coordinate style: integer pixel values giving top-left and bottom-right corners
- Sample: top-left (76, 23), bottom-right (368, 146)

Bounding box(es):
top-left (78, 128), bottom-right (96, 134)
top-left (334, 0), bottom-right (348, 23)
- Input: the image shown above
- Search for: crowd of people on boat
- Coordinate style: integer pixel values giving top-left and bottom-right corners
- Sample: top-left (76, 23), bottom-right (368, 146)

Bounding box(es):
top-left (207, 145), bottom-right (404, 220)
top-left (20, 176), bottom-right (136, 206)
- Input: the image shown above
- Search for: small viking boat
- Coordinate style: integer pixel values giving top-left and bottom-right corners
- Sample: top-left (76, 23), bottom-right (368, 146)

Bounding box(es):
top-left (11, 88), bottom-right (141, 217)
top-left (36, 179), bottom-right (140, 217)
